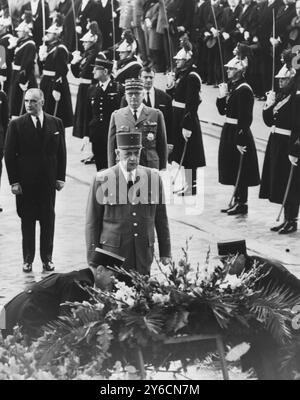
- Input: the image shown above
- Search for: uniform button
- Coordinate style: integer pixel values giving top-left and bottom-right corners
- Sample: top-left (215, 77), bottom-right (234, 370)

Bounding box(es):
top-left (27, 289), bottom-right (32, 293)
top-left (132, 212), bottom-right (136, 216)
top-left (133, 223), bottom-right (138, 226)
top-left (134, 233), bottom-right (138, 237)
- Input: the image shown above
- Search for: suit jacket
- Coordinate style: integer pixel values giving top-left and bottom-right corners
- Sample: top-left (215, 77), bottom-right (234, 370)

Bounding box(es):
top-left (21, 1), bottom-right (50, 46)
top-left (85, 164), bottom-right (171, 275)
top-left (121, 87), bottom-right (173, 144)
top-left (5, 112), bottom-right (66, 186)
top-left (108, 105), bottom-right (168, 170)
top-left (1, 268), bottom-right (95, 338)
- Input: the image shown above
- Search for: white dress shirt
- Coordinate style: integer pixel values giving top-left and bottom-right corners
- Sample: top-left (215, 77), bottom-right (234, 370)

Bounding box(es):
top-left (31, 112), bottom-right (44, 128)
top-left (99, 78), bottom-right (111, 91)
top-left (144, 87), bottom-right (155, 108)
top-left (81, 0), bottom-right (90, 11)
top-left (31, 0), bottom-right (39, 16)
top-left (119, 162), bottom-right (137, 183)
top-left (130, 103), bottom-right (144, 120)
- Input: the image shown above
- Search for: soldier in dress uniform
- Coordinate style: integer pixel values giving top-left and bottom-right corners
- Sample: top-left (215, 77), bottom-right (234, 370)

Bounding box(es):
top-left (167, 38), bottom-right (206, 196)
top-left (71, 21), bottom-right (102, 139)
top-left (38, 14), bottom-right (73, 128)
top-left (86, 131), bottom-right (172, 275)
top-left (113, 30), bottom-right (143, 85)
top-left (216, 53), bottom-right (260, 215)
top-left (0, 8), bottom-right (14, 94)
top-left (20, 0), bottom-right (50, 47)
top-left (75, 0), bottom-right (102, 52)
top-left (220, 0), bottom-right (243, 63)
top-left (107, 78), bottom-right (168, 171)
top-left (8, 11), bottom-right (37, 119)
top-left (260, 63), bottom-right (300, 234)
top-left (84, 54), bottom-right (124, 171)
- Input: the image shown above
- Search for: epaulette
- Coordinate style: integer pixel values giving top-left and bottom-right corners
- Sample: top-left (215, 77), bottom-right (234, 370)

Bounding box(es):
top-left (95, 168), bottom-right (111, 182)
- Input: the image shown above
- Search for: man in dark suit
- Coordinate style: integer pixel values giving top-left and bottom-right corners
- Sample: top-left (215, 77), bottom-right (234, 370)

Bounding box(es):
top-left (0, 249), bottom-right (125, 340)
top-left (86, 131), bottom-right (172, 275)
top-left (121, 66), bottom-right (173, 151)
top-left (4, 88), bottom-right (66, 273)
top-left (20, 0), bottom-right (50, 47)
top-left (108, 78), bottom-right (168, 171)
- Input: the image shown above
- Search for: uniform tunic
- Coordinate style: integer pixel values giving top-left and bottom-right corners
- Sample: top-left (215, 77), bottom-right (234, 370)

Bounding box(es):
top-left (86, 79), bottom-right (124, 170)
top-left (71, 45), bottom-right (98, 139)
top-left (170, 65), bottom-right (206, 169)
top-left (40, 41), bottom-right (73, 128)
top-left (216, 78), bottom-right (260, 187)
top-left (260, 91), bottom-right (300, 205)
top-left (0, 33), bottom-right (14, 94)
top-left (8, 38), bottom-right (37, 118)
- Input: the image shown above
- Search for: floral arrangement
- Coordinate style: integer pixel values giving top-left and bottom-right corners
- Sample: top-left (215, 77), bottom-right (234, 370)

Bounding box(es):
top-left (1, 240), bottom-right (300, 380)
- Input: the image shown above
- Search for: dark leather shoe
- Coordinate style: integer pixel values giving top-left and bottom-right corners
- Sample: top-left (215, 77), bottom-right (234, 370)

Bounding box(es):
top-left (42, 262), bottom-right (55, 272)
top-left (221, 203), bottom-right (236, 213)
top-left (270, 222), bottom-right (286, 232)
top-left (227, 203), bottom-right (248, 215)
top-left (278, 221), bottom-right (298, 234)
top-left (23, 263), bottom-right (32, 273)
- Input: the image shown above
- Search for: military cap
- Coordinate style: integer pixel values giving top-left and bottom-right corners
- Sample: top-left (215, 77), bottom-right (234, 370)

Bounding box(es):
top-left (116, 132), bottom-right (142, 149)
top-left (275, 64), bottom-right (296, 79)
top-left (90, 248), bottom-right (125, 268)
top-left (217, 240), bottom-right (247, 256)
top-left (92, 52), bottom-right (113, 69)
top-left (125, 78), bottom-right (144, 92)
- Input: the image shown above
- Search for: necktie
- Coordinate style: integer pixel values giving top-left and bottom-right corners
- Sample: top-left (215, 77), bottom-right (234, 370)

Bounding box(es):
top-left (36, 116), bottom-right (42, 131)
top-left (127, 172), bottom-right (134, 190)
top-left (133, 110), bottom-right (137, 121)
top-left (145, 91), bottom-right (151, 107)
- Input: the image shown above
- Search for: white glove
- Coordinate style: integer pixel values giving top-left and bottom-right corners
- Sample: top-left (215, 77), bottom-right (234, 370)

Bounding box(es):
top-left (270, 37), bottom-right (279, 46)
top-left (11, 183), bottom-right (22, 195)
top-left (210, 27), bottom-right (218, 36)
top-left (71, 50), bottom-right (82, 64)
top-left (265, 90), bottom-right (276, 108)
top-left (222, 32), bottom-right (230, 40)
top-left (8, 35), bottom-right (18, 49)
top-left (218, 82), bottom-right (228, 98)
top-left (244, 31), bottom-right (250, 41)
top-left (239, 27), bottom-right (245, 34)
top-left (145, 18), bottom-right (152, 29)
top-left (182, 128), bottom-right (192, 141)
top-left (289, 155), bottom-right (298, 166)
top-left (76, 25), bottom-right (82, 35)
top-left (166, 71), bottom-right (175, 90)
top-left (252, 36), bottom-right (258, 43)
top-left (204, 31), bottom-right (210, 37)
top-left (39, 44), bottom-right (48, 61)
top-left (177, 26), bottom-right (186, 33)
top-left (82, 136), bottom-right (90, 148)
top-left (19, 82), bottom-right (29, 92)
top-left (52, 90), bottom-right (61, 102)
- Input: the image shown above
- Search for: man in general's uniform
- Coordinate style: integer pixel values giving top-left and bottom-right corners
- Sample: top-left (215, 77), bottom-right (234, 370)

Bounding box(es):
top-left (38, 14), bottom-right (73, 128)
top-left (83, 54), bottom-right (124, 171)
top-left (108, 78), bottom-right (168, 171)
top-left (86, 131), bottom-right (172, 275)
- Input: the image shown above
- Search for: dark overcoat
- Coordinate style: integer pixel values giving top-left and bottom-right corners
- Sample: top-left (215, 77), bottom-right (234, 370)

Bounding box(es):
top-left (1, 268), bottom-right (94, 338)
top-left (108, 105), bottom-right (168, 170)
top-left (8, 38), bottom-right (37, 118)
top-left (0, 33), bottom-right (14, 95)
top-left (216, 79), bottom-right (260, 187)
top-left (71, 45), bottom-right (98, 138)
top-left (259, 92), bottom-right (300, 204)
top-left (85, 164), bottom-right (171, 275)
top-left (40, 42), bottom-right (73, 128)
top-left (170, 65), bottom-right (206, 169)
top-left (4, 112), bottom-right (66, 220)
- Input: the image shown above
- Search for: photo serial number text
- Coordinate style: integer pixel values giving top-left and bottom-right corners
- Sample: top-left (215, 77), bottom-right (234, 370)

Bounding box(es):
top-left (99, 384), bottom-right (201, 397)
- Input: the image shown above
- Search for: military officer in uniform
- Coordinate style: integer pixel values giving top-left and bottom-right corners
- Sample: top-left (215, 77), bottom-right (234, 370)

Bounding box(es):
top-left (86, 131), bottom-right (172, 275)
top-left (8, 12), bottom-right (37, 119)
top-left (217, 53), bottom-right (260, 215)
top-left (71, 21), bottom-right (101, 139)
top-left (84, 54), bottom-right (124, 171)
top-left (108, 78), bottom-right (168, 171)
top-left (260, 63), bottom-right (300, 234)
top-left (39, 14), bottom-right (73, 128)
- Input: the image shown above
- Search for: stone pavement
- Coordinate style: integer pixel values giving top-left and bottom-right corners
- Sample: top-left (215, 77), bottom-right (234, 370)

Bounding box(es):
top-left (0, 75), bottom-right (299, 308)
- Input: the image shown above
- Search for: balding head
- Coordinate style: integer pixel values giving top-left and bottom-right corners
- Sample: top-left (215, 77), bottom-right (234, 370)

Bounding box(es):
top-left (24, 89), bottom-right (45, 116)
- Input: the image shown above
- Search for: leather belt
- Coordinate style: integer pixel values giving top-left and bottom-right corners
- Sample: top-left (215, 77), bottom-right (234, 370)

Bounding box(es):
top-left (43, 70), bottom-right (55, 77)
top-left (225, 117), bottom-right (238, 124)
top-left (172, 100), bottom-right (185, 109)
top-left (12, 64), bottom-right (21, 71)
top-left (80, 78), bottom-right (92, 84)
top-left (271, 126), bottom-right (291, 136)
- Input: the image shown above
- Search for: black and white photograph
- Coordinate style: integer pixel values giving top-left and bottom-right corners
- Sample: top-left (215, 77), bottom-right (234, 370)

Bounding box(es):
top-left (0, 0), bottom-right (300, 382)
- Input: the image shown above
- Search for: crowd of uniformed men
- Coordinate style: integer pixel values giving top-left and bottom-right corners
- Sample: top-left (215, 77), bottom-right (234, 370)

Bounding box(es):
top-left (0, 0), bottom-right (300, 274)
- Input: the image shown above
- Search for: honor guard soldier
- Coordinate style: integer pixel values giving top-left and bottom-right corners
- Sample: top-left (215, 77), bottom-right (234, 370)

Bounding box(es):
top-left (71, 21), bottom-right (102, 139)
top-left (39, 13), bottom-right (73, 128)
top-left (114, 30), bottom-right (143, 85)
top-left (0, 9), bottom-right (14, 94)
top-left (86, 131), bottom-right (172, 275)
top-left (260, 62), bottom-right (300, 234)
top-left (217, 52), bottom-right (260, 215)
top-left (8, 11), bottom-right (37, 119)
top-left (108, 78), bottom-right (168, 171)
top-left (168, 37), bottom-right (206, 196)
top-left (20, 0), bottom-right (50, 47)
top-left (84, 54), bottom-right (124, 171)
